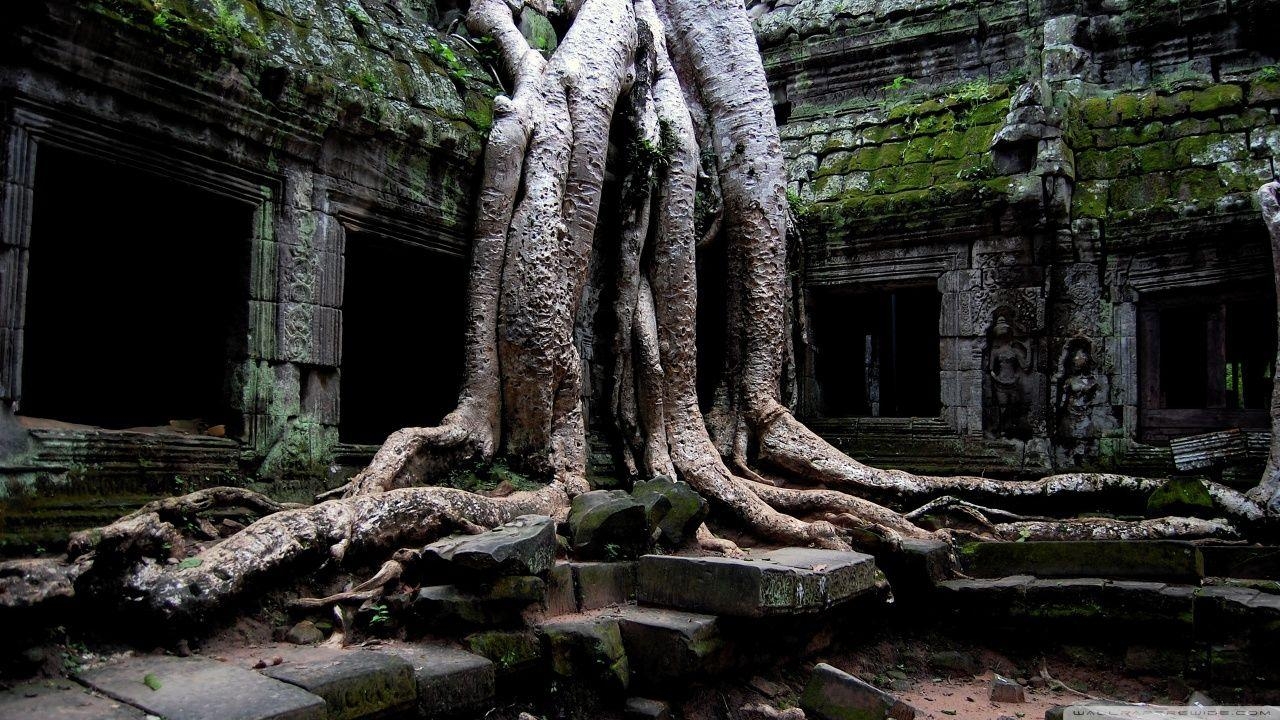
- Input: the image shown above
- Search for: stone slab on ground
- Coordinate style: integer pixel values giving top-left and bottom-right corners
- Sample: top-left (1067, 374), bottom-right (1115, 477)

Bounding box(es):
top-left (375, 644), bottom-right (496, 718)
top-left (958, 541), bottom-right (1200, 581)
top-left (611, 605), bottom-right (723, 687)
top-left (801, 662), bottom-right (917, 720)
top-left (260, 648), bottom-right (415, 720)
top-left (0, 678), bottom-right (148, 719)
top-left (77, 655), bottom-right (326, 720)
top-left (637, 548), bottom-right (876, 617)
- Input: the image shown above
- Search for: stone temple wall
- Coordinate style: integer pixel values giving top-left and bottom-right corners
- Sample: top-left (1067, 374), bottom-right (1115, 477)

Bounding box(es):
top-left (755, 0), bottom-right (1280, 478)
top-left (0, 0), bottom-right (497, 550)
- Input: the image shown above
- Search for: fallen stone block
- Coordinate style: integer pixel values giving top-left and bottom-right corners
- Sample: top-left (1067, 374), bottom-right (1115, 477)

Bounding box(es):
top-left (631, 477), bottom-right (708, 549)
top-left (0, 678), bottom-right (147, 719)
top-left (77, 655), bottom-right (326, 720)
top-left (800, 662), bottom-right (917, 720)
top-left (261, 650), bottom-right (416, 720)
top-left (568, 490), bottom-right (650, 560)
top-left (612, 605), bottom-right (723, 688)
top-left (375, 644), bottom-right (495, 719)
top-left (423, 515), bottom-right (556, 582)
top-left (637, 548), bottom-right (876, 617)
top-left (990, 675), bottom-right (1026, 703)
top-left (928, 650), bottom-right (981, 678)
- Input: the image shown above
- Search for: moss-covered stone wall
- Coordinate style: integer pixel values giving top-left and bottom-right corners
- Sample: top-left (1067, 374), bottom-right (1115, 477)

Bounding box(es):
top-left (757, 0), bottom-right (1280, 478)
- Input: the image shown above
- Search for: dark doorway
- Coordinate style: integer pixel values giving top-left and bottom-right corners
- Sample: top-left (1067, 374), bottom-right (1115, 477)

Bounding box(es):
top-left (809, 285), bottom-right (941, 417)
top-left (1140, 282), bottom-right (1275, 442)
top-left (339, 232), bottom-right (466, 444)
top-left (20, 145), bottom-right (251, 431)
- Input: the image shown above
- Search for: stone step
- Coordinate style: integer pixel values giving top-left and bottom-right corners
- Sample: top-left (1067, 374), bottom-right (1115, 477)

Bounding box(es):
top-left (71, 644), bottom-right (497, 720)
top-left (636, 547), bottom-right (877, 617)
top-left (76, 655), bottom-right (327, 720)
top-left (608, 606), bottom-right (725, 689)
top-left (958, 540), bottom-right (1280, 582)
top-left (936, 575), bottom-right (1280, 642)
top-left (0, 678), bottom-right (149, 719)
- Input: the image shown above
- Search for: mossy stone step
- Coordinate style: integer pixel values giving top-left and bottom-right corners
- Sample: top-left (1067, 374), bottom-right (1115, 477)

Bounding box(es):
top-left (636, 548), bottom-right (877, 617)
top-left (260, 649), bottom-right (416, 720)
top-left (958, 540), bottom-right (1201, 581)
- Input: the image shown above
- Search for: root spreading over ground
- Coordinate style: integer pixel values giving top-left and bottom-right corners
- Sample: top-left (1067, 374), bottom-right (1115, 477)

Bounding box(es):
top-left (4, 3), bottom-right (1278, 627)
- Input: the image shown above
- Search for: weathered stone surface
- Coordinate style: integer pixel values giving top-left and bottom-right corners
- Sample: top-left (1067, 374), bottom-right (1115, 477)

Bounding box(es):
top-left (958, 541), bottom-right (1199, 581)
top-left (465, 630), bottom-right (544, 676)
top-left (568, 490), bottom-right (650, 560)
top-left (487, 575), bottom-right (547, 603)
top-left (423, 515), bottom-right (556, 581)
top-left (637, 548), bottom-right (876, 617)
top-left (990, 676), bottom-right (1026, 703)
top-left (1197, 545), bottom-right (1280, 579)
top-left (77, 655), bottom-right (326, 720)
top-left (573, 561), bottom-right (637, 610)
top-left (546, 561), bottom-right (580, 615)
top-left (878, 538), bottom-right (950, 598)
top-left (375, 644), bottom-right (495, 718)
top-left (0, 678), bottom-right (147, 719)
top-left (538, 616), bottom-right (630, 692)
top-left (631, 477), bottom-right (709, 549)
top-left (801, 662), bottom-right (917, 720)
top-left (612, 606), bottom-right (724, 687)
top-left (261, 650), bottom-right (415, 720)
top-left (625, 696), bottom-right (673, 720)
top-left (285, 621), bottom-right (325, 645)
top-left (413, 585), bottom-right (528, 627)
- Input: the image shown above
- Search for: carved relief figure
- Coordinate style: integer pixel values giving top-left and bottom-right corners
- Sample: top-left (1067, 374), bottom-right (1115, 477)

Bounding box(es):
top-left (986, 307), bottom-right (1032, 439)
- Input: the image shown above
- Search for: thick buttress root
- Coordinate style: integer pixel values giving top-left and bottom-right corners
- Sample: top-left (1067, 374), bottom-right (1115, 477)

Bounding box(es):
top-left (8, 0), bottom-right (1277, 629)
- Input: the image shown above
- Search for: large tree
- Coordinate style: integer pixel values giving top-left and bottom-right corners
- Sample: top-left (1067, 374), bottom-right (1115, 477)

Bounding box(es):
top-left (6, 0), bottom-right (1273, 627)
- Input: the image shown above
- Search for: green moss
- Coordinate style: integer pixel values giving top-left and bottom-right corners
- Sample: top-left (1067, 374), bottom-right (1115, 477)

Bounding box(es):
top-left (1079, 96), bottom-right (1118, 127)
top-left (1072, 181), bottom-right (1110, 219)
top-left (1174, 133), bottom-right (1248, 166)
top-left (1109, 173), bottom-right (1172, 211)
top-left (1249, 77), bottom-right (1280, 104)
top-left (903, 136), bottom-right (935, 163)
top-left (1188, 84), bottom-right (1244, 114)
top-left (1147, 477), bottom-right (1214, 517)
top-left (1132, 142), bottom-right (1179, 173)
top-left (466, 630), bottom-right (542, 673)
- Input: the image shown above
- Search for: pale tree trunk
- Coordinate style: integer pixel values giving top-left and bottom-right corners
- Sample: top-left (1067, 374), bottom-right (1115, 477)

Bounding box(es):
top-left (6, 0), bottom-right (1275, 624)
top-left (1252, 180), bottom-right (1280, 514)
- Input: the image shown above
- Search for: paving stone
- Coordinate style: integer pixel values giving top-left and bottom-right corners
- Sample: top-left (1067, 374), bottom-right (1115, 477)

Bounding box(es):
top-left (611, 605), bottom-right (724, 688)
top-left (0, 678), bottom-right (147, 719)
top-left (78, 655), bottom-right (326, 720)
top-left (538, 616), bottom-right (630, 692)
top-left (800, 662), bottom-right (917, 720)
top-left (572, 561), bottom-right (637, 610)
top-left (958, 541), bottom-right (1199, 581)
top-left (637, 548), bottom-right (876, 617)
top-left (375, 644), bottom-right (495, 718)
top-left (568, 490), bottom-right (650, 560)
top-left (423, 515), bottom-right (556, 582)
top-left (261, 649), bottom-right (415, 720)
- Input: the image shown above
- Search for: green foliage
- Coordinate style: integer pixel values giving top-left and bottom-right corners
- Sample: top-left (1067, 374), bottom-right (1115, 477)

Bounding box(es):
top-left (143, 673), bottom-right (163, 691)
top-left (426, 36), bottom-right (473, 82)
top-left (622, 118), bottom-right (681, 203)
top-left (368, 603), bottom-right (391, 626)
top-left (1257, 66), bottom-right (1280, 82)
top-left (949, 78), bottom-right (994, 103)
top-left (956, 162), bottom-right (995, 181)
top-left (442, 458), bottom-right (542, 493)
top-left (356, 71), bottom-right (385, 94)
top-left (178, 557), bottom-right (203, 569)
top-left (883, 75), bottom-right (916, 93)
